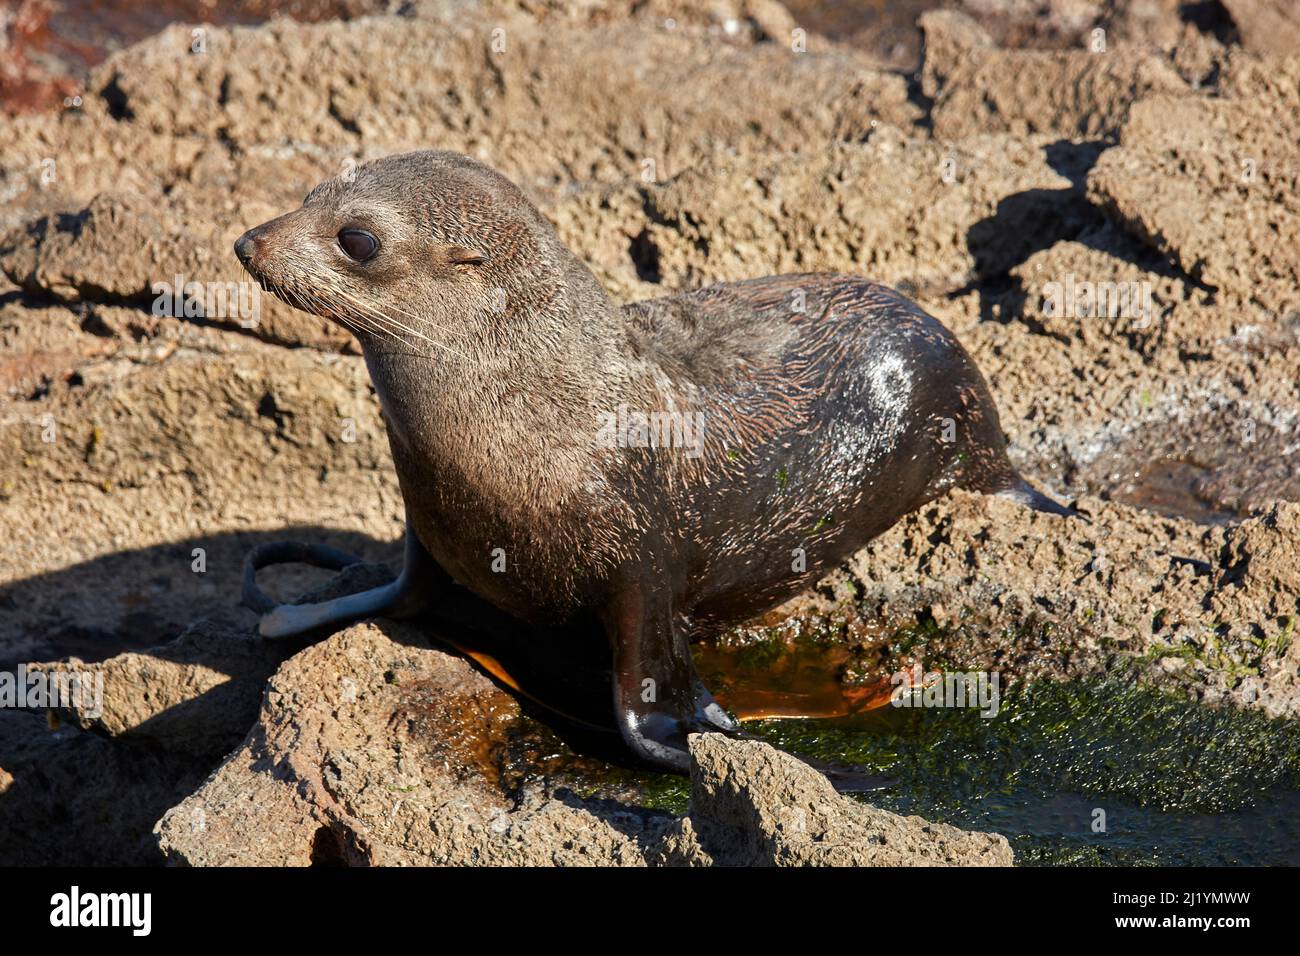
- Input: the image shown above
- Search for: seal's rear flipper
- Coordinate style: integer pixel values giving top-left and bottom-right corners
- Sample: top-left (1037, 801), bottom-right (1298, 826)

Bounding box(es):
top-left (257, 579), bottom-right (408, 638)
top-left (242, 541), bottom-right (364, 613)
top-left (242, 524), bottom-right (434, 638)
top-left (997, 477), bottom-right (1087, 521)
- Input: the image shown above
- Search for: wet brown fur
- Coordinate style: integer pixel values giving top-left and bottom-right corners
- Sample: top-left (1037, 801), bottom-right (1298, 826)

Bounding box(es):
top-left (237, 150), bottom-right (1048, 772)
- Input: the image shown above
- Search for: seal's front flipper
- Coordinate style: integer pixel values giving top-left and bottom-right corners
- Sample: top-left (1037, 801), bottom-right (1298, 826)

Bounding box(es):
top-left (243, 522), bottom-right (436, 638)
top-left (604, 581), bottom-right (899, 793)
top-left (604, 583), bottom-right (890, 790)
top-left (605, 584), bottom-right (738, 774)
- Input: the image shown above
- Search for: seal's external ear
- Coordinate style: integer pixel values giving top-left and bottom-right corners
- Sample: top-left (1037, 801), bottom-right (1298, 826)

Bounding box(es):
top-left (447, 245), bottom-right (489, 266)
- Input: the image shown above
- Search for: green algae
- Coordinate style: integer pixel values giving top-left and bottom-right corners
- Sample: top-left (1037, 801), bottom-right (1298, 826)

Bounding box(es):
top-left (747, 676), bottom-right (1300, 865)
top-left (557, 617), bottom-right (1300, 864)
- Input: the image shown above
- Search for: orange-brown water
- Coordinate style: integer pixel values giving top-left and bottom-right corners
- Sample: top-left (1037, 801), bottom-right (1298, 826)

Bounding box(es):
top-left (696, 637), bottom-right (909, 721)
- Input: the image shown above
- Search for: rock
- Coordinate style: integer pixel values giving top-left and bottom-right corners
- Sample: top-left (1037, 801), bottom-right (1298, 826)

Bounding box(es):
top-left (571, 129), bottom-right (1079, 301)
top-left (920, 9), bottom-right (1187, 140)
top-left (0, 194), bottom-right (350, 350)
top-left (1210, 504), bottom-right (1300, 716)
top-left (0, 342), bottom-right (399, 670)
top-left (153, 620), bottom-right (1012, 866)
top-left (741, 0), bottom-right (798, 42)
top-left (0, 5), bottom-right (916, 352)
top-left (0, 7), bottom-right (917, 211)
top-left (1221, 0), bottom-right (1300, 55)
top-left (1008, 234), bottom-right (1206, 351)
top-left (842, 493), bottom-right (1300, 718)
top-left (1087, 85), bottom-right (1300, 327)
top-left (0, 707), bottom-right (213, 864)
top-left (955, 0), bottom-right (1189, 50)
top-left (29, 609), bottom-right (271, 754)
top-left (0, 565), bottom-right (372, 865)
top-left (650, 735), bottom-right (1014, 866)
top-left (482, 0), bottom-right (795, 41)
top-left (153, 620), bottom-right (664, 865)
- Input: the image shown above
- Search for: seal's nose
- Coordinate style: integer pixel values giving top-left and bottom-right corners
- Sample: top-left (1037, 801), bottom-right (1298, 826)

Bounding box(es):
top-left (234, 231), bottom-right (259, 267)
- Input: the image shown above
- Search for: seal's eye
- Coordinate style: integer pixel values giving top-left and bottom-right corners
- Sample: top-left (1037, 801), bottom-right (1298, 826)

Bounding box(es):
top-left (338, 229), bottom-right (379, 262)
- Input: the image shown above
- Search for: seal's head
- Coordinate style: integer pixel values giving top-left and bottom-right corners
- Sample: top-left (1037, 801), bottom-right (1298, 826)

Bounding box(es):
top-left (234, 150), bottom-right (597, 351)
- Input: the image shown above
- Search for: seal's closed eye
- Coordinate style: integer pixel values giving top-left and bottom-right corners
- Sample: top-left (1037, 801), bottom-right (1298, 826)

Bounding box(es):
top-left (447, 245), bottom-right (489, 265)
top-left (236, 148), bottom-right (1075, 789)
top-left (338, 228), bottom-right (379, 261)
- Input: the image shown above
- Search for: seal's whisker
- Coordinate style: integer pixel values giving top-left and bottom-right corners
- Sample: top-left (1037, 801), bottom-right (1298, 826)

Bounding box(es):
top-left (323, 287), bottom-right (425, 349)
top-left (317, 285), bottom-right (449, 357)
top-left (328, 286), bottom-right (465, 358)
top-left (291, 284), bottom-right (368, 339)
top-left (286, 278), bottom-right (377, 341)
top-left (318, 296), bottom-right (396, 347)
top-left (365, 295), bottom-right (473, 342)
top-left (295, 283), bottom-right (388, 344)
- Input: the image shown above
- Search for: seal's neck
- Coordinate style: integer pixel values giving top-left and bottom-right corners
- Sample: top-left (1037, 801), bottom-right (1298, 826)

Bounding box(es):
top-left (368, 253), bottom-right (624, 388)
top-left (357, 253), bottom-right (635, 491)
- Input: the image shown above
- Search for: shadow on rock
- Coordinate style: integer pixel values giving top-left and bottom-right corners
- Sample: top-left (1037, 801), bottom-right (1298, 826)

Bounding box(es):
top-left (0, 531), bottom-right (635, 864)
top-left (0, 526), bottom-right (400, 669)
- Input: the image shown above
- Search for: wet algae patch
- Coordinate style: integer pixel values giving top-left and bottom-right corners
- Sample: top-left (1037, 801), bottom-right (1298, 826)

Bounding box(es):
top-left (492, 613), bottom-right (1300, 865)
top-left (614, 626), bottom-right (1300, 864)
top-left (746, 677), bottom-right (1300, 866)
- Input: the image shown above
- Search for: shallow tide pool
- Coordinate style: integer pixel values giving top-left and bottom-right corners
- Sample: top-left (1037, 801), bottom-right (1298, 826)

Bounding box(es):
top-left (626, 636), bottom-right (1300, 866)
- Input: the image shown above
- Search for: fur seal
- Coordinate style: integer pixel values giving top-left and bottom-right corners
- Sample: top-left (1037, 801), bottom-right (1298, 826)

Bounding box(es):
top-left (235, 150), bottom-right (1072, 781)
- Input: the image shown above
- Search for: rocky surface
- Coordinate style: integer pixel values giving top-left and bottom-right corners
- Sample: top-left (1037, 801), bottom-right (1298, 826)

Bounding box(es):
top-left (1, 0), bottom-right (1297, 865)
top-left (152, 619), bottom-right (1011, 866)
top-left (840, 495), bottom-right (1300, 718)
top-left (153, 620), bottom-right (660, 866)
top-left (651, 735), bottom-right (1013, 865)
top-left (919, 10), bottom-right (1188, 141)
